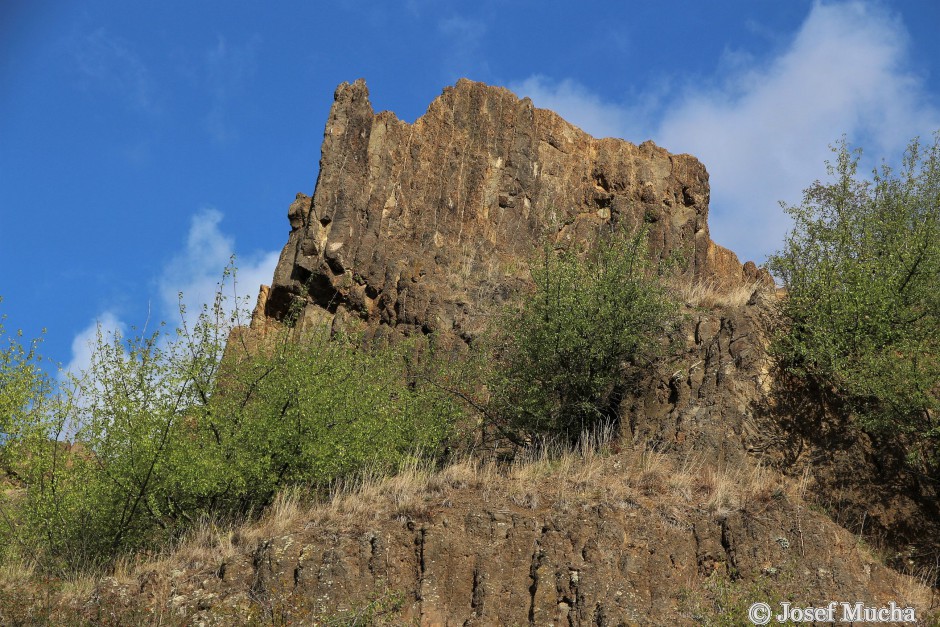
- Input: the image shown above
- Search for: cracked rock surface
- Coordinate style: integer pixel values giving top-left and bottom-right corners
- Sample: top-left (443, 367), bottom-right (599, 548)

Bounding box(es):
top-left (258, 79), bottom-right (766, 342)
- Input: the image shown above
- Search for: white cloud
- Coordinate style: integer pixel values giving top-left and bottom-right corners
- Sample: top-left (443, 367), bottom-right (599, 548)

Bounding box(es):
top-left (509, 76), bottom-right (641, 140)
top-left (159, 208), bottom-right (280, 332)
top-left (657, 1), bottom-right (939, 263)
top-left (63, 311), bottom-right (124, 379)
top-left (65, 209), bottom-right (279, 376)
top-left (510, 1), bottom-right (939, 264)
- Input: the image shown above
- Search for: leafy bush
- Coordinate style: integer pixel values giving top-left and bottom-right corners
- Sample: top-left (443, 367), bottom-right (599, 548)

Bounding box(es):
top-left (0, 273), bottom-right (460, 573)
top-left (0, 302), bottom-right (50, 476)
top-left (488, 226), bottom-right (675, 441)
top-left (183, 326), bottom-right (460, 518)
top-left (768, 135), bottom-right (940, 469)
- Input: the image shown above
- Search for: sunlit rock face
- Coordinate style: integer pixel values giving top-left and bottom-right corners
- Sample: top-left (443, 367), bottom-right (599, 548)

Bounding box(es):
top-left (260, 78), bottom-right (764, 339)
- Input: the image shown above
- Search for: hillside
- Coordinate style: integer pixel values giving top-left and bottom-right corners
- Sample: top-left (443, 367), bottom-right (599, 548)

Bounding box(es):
top-left (4, 298), bottom-right (937, 624)
top-left (2, 80), bottom-right (938, 625)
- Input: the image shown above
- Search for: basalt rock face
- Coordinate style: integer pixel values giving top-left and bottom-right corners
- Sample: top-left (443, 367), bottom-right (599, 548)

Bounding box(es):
top-left (88, 465), bottom-right (927, 626)
top-left (260, 79), bottom-right (764, 339)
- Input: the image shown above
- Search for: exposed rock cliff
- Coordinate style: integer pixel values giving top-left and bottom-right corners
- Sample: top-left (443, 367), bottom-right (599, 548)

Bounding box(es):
top-left (258, 79), bottom-right (765, 340)
top-left (12, 81), bottom-right (935, 626)
top-left (82, 437), bottom-right (932, 625)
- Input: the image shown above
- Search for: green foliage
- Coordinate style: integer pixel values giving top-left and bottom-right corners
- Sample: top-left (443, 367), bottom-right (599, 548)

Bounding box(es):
top-left (0, 268), bottom-right (460, 573)
top-left (26, 323), bottom-right (223, 567)
top-left (679, 572), bottom-right (799, 627)
top-left (180, 327), bottom-right (460, 519)
top-left (1, 288), bottom-right (240, 570)
top-left (0, 301), bottom-right (50, 475)
top-left (488, 226), bottom-right (675, 441)
top-left (768, 134), bottom-right (940, 468)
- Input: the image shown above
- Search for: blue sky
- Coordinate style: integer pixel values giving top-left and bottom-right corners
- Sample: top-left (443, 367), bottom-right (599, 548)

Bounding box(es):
top-left (2, 0), bottom-right (939, 372)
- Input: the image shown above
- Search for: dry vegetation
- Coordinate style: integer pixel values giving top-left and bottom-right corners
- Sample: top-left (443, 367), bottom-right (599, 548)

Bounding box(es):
top-left (669, 278), bottom-right (766, 310)
top-left (4, 428), bottom-right (936, 625)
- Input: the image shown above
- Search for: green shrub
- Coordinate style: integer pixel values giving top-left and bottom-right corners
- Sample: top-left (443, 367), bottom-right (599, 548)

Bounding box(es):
top-left (768, 134), bottom-right (940, 470)
top-left (0, 271), bottom-right (461, 573)
top-left (0, 288), bottom-right (250, 571)
top-left (487, 226), bottom-right (675, 442)
top-left (0, 301), bottom-right (50, 476)
top-left (185, 326), bottom-right (460, 517)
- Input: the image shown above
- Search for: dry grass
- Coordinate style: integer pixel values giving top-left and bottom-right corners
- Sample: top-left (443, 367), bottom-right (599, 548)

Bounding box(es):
top-left (893, 565), bottom-right (940, 611)
top-left (2, 432), bottom-right (936, 623)
top-left (0, 551), bottom-right (34, 581)
top-left (0, 442), bottom-right (815, 595)
top-left (670, 278), bottom-right (765, 309)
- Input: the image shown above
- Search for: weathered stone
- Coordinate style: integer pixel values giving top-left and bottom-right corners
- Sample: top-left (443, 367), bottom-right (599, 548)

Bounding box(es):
top-left (257, 78), bottom-right (763, 339)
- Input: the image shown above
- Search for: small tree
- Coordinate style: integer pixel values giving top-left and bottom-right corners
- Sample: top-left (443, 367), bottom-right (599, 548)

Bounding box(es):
top-left (488, 226), bottom-right (675, 442)
top-left (768, 134), bottom-right (940, 470)
top-left (7, 316), bottom-right (227, 571)
top-left (2, 265), bottom-right (462, 573)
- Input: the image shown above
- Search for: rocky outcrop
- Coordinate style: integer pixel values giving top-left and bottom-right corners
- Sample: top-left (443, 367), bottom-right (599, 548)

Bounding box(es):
top-left (249, 76), bottom-right (938, 579)
top-left (7, 82), bottom-right (939, 626)
top-left (625, 292), bottom-right (940, 579)
top-left (258, 79), bottom-right (766, 340)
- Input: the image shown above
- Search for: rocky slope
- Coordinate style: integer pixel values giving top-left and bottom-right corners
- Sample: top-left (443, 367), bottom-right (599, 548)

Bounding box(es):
top-left (249, 78), bottom-right (938, 586)
top-left (13, 300), bottom-right (936, 625)
top-left (70, 429), bottom-right (935, 625)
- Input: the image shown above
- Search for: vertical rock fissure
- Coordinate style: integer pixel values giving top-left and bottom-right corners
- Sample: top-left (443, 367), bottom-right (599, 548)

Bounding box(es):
top-left (250, 540), bottom-right (273, 618)
top-left (415, 527), bottom-right (427, 602)
top-left (470, 562), bottom-right (484, 616)
top-left (528, 526), bottom-right (547, 625)
top-left (367, 533), bottom-right (378, 579)
top-left (720, 518), bottom-right (740, 581)
top-left (293, 546), bottom-right (304, 589)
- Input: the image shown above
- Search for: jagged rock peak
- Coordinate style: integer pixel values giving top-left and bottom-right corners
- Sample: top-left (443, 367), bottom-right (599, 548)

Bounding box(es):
top-left (260, 78), bottom-right (765, 339)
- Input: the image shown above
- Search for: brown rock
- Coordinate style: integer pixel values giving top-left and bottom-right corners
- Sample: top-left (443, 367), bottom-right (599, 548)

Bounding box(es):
top-left (81, 449), bottom-right (936, 626)
top-left (707, 241), bottom-right (773, 288)
top-left (260, 79), bottom-right (759, 339)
